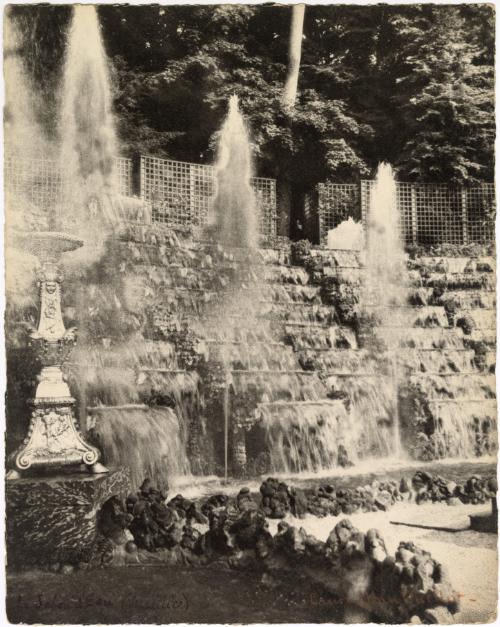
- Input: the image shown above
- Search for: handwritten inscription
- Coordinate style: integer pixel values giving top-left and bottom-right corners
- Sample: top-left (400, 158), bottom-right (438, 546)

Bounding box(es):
top-left (14, 591), bottom-right (189, 611)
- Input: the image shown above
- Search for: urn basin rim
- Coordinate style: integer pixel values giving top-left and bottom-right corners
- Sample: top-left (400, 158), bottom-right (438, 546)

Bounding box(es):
top-left (14, 231), bottom-right (84, 258)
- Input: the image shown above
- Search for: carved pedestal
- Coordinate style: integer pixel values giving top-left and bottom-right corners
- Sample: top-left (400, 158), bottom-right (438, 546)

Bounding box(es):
top-left (7, 231), bottom-right (107, 477)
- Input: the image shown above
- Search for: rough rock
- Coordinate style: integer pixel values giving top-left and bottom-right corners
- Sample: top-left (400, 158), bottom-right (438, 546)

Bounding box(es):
top-left (260, 478), bottom-right (291, 518)
top-left (236, 487), bottom-right (258, 513)
top-left (423, 606), bottom-right (455, 624)
top-left (289, 487), bottom-right (308, 518)
top-left (31, 471), bottom-right (462, 624)
top-left (400, 477), bottom-right (412, 493)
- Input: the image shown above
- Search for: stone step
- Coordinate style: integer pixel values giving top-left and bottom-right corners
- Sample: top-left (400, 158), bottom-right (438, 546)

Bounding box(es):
top-left (296, 348), bottom-right (375, 373)
top-left (406, 373), bottom-right (496, 400)
top-left (365, 305), bottom-right (449, 328)
top-left (230, 370), bottom-right (326, 402)
top-left (310, 248), bottom-right (362, 269)
top-left (467, 330), bottom-right (497, 347)
top-left (398, 348), bottom-right (477, 374)
top-left (263, 265), bottom-right (311, 285)
top-left (408, 256), bottom-right (495, 274)
top-left (296, 348), bottom-right (482, 375)
top-left (416, 272), bottom-right (496, 291)
top-left (208, 342), bottom-right (298, 371)
top-left (284, 325), bottom-right (358, 350)
top-left (255, 398), bottom-right (348, 419)
top-left (258, 303), bottom-right (336, 325)
top-left (268, 284), bottom-right (322, 304)
top-left (399, 328), bottom-right (465, 350)
top-left (455, 309), bottom-right (496, 330)
top-left (321, 266), bottom-right (364, 284)
top-left (437, 291), bottom-right (496, 310)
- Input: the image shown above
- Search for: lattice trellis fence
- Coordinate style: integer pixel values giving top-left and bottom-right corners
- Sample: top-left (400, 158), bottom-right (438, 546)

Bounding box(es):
top-left (5, 155), bottom-right (133, 221)
top-left (5, 157), bottom-right (63, 230)
top-left (314, 181), bottom-right (495, 246)
top-left (140, 156), bottom-right (277, 238)
top-left (115, 157), bottom-right (133, 197)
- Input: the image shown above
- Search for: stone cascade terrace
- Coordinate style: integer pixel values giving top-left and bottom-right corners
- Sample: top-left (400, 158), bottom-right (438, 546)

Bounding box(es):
top-left (111, 225), bottom-right (355, 477)
top-left (6, 220), bottom-right (490, 486)
top-left (59, 222), bottom-right (496, 483)
top-left (306, 247), bottom-right (496, 461)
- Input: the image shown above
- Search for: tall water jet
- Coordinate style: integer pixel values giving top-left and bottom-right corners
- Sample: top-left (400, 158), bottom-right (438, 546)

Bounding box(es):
top-left (4, 10), bottom-right (48, 158)
top-left (363, 163), bottom-right (408, 456)
top-left (211, 95), bottom-right (258, 248)
top-left (365, 163), bottom-right (407, 312)
top-left (59, 5), bottom-right (117, 230)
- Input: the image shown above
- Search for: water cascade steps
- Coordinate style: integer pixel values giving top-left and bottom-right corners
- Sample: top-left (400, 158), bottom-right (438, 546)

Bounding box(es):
top-left (54, 221), bottom-right (497, 482)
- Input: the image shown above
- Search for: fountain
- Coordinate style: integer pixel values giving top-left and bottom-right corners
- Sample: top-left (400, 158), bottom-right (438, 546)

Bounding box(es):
top-left (5, 230), bottom-right (130, 567)
top-left (4, 10), bottom-right (47, 158)
top-left (9, 6), bottom-right (198, 492)
top-left (5, 5), bottom-right (131, 568)
top-left (59, 4), bottom-right (118, 233)
top-left (364, 163), bottom-right (407, 313)
top-left (5, 3), bottom-right (495, 501)
top-left (327, 217), bottom-right (364, 250)
top-left (363, 163), bottom-right (408, 456)
top-left (211, 95), bottom-right (258, 249)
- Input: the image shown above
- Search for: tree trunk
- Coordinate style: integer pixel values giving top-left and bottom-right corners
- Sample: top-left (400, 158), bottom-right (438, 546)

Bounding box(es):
top-left (282, 4), bottom-right (305, 109)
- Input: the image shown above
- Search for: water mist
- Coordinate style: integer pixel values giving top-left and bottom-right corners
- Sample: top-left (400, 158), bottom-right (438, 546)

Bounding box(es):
top-left (4, 11), bottom-right (49, 159)
top-left (4, 11), bottom-right (54, 345)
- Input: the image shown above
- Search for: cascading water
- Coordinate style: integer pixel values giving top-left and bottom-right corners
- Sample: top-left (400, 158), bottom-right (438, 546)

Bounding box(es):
top-left (211, 95), bottom-right (258, 249)
top-left (59, 5), bottom-right (117, 231)
top-left (87, 406), bottom-right (191, 492)
top-left (363, 163), bottom-right (408, 457)
top-left (256, 400), bottom-right (358, 474)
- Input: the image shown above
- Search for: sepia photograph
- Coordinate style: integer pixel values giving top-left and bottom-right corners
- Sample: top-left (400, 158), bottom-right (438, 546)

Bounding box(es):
top-left (3, 2), bottom-right (497, 624)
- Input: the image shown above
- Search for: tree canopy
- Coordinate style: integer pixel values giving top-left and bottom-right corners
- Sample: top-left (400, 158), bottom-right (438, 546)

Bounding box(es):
top-left (8, 3), bottom-right (495, 186)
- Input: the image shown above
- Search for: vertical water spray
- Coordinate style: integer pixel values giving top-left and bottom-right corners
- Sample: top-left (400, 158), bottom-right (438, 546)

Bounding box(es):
top-left (4, 11), bottom-right (48, 158)
top-left (364, 163), bottom-right (408, 456)
top-left (212, 95), bottom-right (258, 248)
top-left (365, 164), bottom-right (407, 312)
top-left (208, 95), bottom-right (259, 476)
top-left (54, 6), bottom-right (194, 488)
top-left (59, 5), bottom-right (117, 228)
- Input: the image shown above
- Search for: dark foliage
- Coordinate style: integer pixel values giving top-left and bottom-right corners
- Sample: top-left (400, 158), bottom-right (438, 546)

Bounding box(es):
top-left (8, 4), bottom-right (495, 184)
